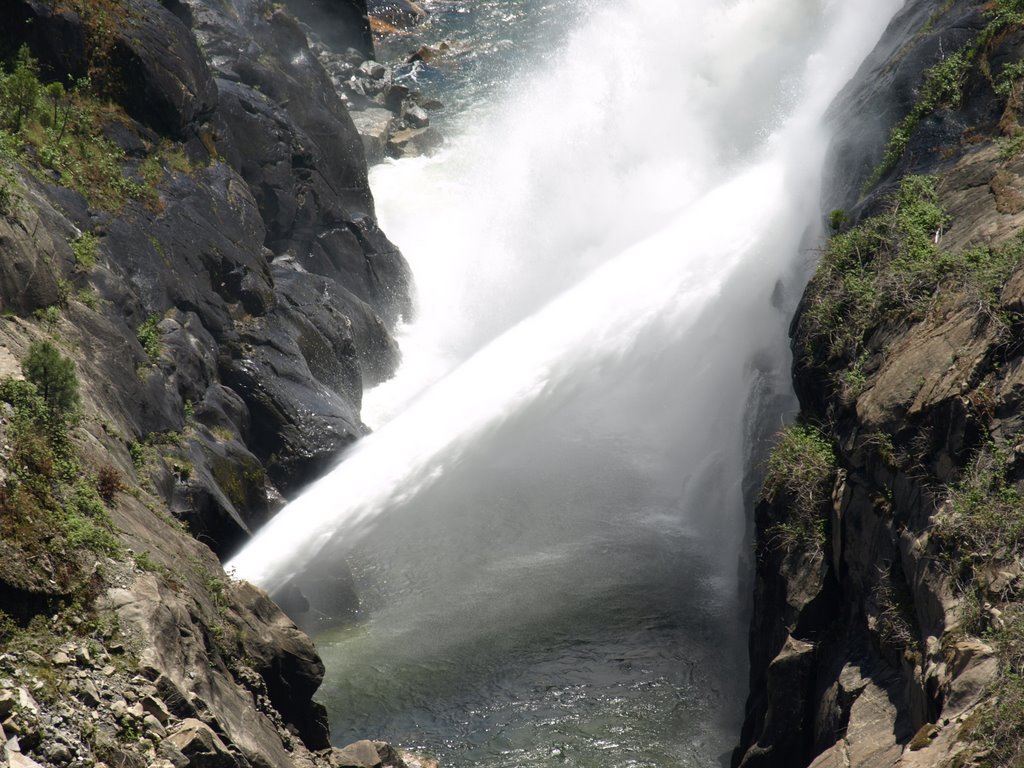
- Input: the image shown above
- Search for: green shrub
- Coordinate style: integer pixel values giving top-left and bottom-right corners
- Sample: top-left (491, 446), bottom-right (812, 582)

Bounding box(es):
top-left (22, 340), bottom-right (80, 417)
top-left (136, 314), bottom-right (162, 361)
top-left (0, 374), bottom-right (120, 559)
top-left (70, 232), bottom-right (99, 270)
top-left (828, 209), bottom-right (848, 232)
top-left (760, 424), bottom-right (836, 552)
top-left (866, 49), bottom-right (972, 188)
top-left (0, 165), bottom-right (19, 217)
top-left (803, 176), bottom-right (1022, 383)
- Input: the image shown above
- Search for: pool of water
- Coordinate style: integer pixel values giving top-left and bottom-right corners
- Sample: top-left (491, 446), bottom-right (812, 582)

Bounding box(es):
top-left (314, 400), bottom-right (750, 767)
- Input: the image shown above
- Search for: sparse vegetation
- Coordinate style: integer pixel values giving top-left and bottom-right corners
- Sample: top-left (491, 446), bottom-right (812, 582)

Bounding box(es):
top-left (866, 49), bottom-right (972, 188)
top-left (96, 464), bottom-right (124, 504)
top-left (873, 568), bottom-right (920, 652)
top-left (802, 175), bottom-right (1023, 390)
top-left (934, 440), bottom-right (1024, 577)
top-left (866, 0), bottom-right (1024, 189)
top-left (0, 373), bottom-right (120, 560)
top-left (929, 438), bottom-right (1024, 761)
top-left (136, 314), bottom-right (162, 361)
top-left (760, 424), bottom-right (836, 552)
top-left (0, 44), bottom-right (196, 213)
top-left (975, 609), bottom-right (1024, 765)
top-left (70, 232), bottom-right (99, 270)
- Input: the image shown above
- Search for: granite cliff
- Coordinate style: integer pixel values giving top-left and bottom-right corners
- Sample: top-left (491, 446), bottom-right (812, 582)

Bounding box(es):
top-left (0, 0), bottom-right (430, 766)
top-left (736, 1), bottom-right (1024, 765)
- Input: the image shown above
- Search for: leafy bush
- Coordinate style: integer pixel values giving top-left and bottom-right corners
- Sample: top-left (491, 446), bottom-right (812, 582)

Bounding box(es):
top-left (70, 232), bottom-right (99, 270)
top-left (0, 376), bottom-right (120, 559)
top-left (760, 424), bottom-right (836, 552)
top-left (22, 340), bottom-right (80, 417)
top-left (136, 314), bottom-right (162, 361)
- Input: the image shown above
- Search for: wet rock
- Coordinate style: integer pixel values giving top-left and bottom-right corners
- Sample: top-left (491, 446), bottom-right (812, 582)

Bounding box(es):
top-left (383, 83), bottom-right (409, 113)
top-left (367, 0), bottom-right (427, 27)
top-left (359, 60), bottom-right (387, 80)
top-left (331, 740), bottom-right (383, 768)
top-left (223, 581), bottom-right (330, 749)
top-left (169, 434), bottom-right (271, 559)
top-left (278, 0), bottom-right (374, 58)
top-left (386, 126), bottom-right (443, 158)
top-left (402, 103), bottom-right (429, 128)
top-left (350, 108), bottom-right (397, 163)
top-left (112, 0), bottom-right (219, 141)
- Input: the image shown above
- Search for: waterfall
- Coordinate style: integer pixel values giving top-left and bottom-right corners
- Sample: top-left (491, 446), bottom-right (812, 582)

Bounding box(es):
top-left (227, 0), bottom-right (901, 592)
top-left (226, 0), bottom-right (904, 762)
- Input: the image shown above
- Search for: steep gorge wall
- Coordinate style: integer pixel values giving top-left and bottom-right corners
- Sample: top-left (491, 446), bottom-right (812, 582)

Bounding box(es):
top-left (0, 1), bottom-right (425, 766)
top-left (736, 2), bottom-right (1024, 766)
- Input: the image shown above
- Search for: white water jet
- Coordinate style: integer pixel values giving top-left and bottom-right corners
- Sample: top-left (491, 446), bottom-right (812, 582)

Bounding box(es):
top-left (228, 0), bottom-right (902, 601)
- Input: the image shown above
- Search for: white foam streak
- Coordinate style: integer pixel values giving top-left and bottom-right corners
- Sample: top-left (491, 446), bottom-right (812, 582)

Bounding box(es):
top-left (231, 162), bottom-right (783, 589)
top-left (228, 0), bottom-right (904, 592)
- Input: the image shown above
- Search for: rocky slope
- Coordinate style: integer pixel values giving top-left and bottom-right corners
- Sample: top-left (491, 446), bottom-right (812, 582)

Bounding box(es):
top-left (735, 1), bottom-right (1024, 766)
top-left (0, 0), bottom-right (436, 766)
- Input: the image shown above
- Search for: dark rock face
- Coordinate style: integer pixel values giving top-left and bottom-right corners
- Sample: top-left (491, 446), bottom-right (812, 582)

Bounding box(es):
top-left (280, 0), bottom-right (375, 58)
top-left (0, 187), bottom-right (74, 315)
top-left (0, 0), bottom-right (410, 514)
top-left (226, 580), bottom-right (331, 749)
top-left (736, 4), bottom-right (1024, 766)
top-left (824, 0), bottom-right (992, 218)
top-left (0, 0), bottom-right (411, 761)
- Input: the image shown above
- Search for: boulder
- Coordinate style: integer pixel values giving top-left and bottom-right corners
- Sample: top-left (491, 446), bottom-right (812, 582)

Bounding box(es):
top-left (402, 103), bottom-right (429, 128)
top-left (166, 719), bottom-right (237, 768)
top-left (350, 107), bottom-right (396, 163)
top-left (331, 741), bottom-right (383, 768)
top-left (386, 126), bottom-right (443, 158)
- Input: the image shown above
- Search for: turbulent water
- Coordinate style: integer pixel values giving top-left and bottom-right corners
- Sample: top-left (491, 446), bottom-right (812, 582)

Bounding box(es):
top-left (229, 1), bottom-right (902, 765)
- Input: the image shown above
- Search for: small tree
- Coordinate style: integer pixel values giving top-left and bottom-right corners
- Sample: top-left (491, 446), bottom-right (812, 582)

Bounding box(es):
top-left (1, 45), bottom-right (41, 132)
top-left (22, 340), bottom-right (80, 416)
